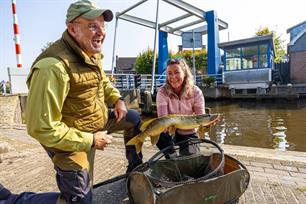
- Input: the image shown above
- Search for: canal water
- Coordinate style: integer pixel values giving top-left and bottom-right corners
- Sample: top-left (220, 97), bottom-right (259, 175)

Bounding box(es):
top-left (205, 99), bottom-right (306, 152)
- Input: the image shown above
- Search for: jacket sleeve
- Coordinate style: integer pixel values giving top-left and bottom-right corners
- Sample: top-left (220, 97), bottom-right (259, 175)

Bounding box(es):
top-left (26, 57), bottom-right (93, 152)
top-left (156, 87), bottom-right (169, 117)
top-left (101, 70), bottom-right (121, 104)
top-left (193, 86), bottom-right (205, 114)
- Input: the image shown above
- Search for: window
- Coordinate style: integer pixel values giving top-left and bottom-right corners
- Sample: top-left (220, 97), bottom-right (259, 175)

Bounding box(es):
top-left (259, 44), bottom-right (268, 68)
top-left (226, 48), bottom-right (240, 57)
top-left (225, 43), bottom-right (270, 71)
top-left (225, 48), bottom-right (241, 70)
top-left (259, 54), bottom-right (268, 67)
top-left (259, 44), bottom-right (268, 53)
top-left (241, 46), bottom-right (258, 69)
top-left (226, 58), bottom-right (241, 70)
top-left (242, 56), bottom-right (255, 69)
top-left (242, 46), bottom-right (257, 56)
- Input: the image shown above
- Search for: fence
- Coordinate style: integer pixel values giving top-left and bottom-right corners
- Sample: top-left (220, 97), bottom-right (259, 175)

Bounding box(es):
top-left (274, 62), bottom-right (290, 84)
top-left (7, 67), bottom-right (223, 93)
top-left (111, 73), bottom-right (223, 91)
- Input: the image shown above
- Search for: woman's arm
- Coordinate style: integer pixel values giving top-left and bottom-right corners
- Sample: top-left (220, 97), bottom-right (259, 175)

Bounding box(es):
top-left (156, 87), bottom-right (169, 117)
top-left (193, 86), bottom-right (205, 114)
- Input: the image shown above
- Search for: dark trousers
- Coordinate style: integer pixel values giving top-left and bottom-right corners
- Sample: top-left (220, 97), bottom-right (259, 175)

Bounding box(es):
top-left (0, 192), bottom-right (59, 204)
top-left (103, 109), bottom-right (143, 172)
top-left (156, 131), bottom-right (198, 158)
top-left (0, 109), bottom-right (142, 204)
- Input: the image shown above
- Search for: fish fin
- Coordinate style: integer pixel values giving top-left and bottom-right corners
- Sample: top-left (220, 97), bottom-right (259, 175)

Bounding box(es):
top-left (127, 137), bottom-right (143, 153)
top-left (197, 125), bottom-right (207, 139)
top-left (127, 137), bottom-right (138, 146)
top-left (168, 126), bottom-right (176, 136)
top-left (203, 114), bottom-right (221, 127)
top-left (140, 118), bottom-right (157, 131)
top-left (150, 135), bottom-right (160, 145)
top-left (208, 114), bottom-right (221, 126)
top-left (135, 141), bottom-right (144, 153)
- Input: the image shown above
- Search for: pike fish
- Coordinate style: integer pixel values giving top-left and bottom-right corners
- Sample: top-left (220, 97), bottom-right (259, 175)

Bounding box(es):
top-left (127, 113), bottom-right (221, 153)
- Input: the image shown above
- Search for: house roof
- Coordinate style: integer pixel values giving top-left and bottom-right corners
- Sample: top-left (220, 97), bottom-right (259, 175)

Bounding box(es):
top-left (115, 57), bottom-right (136, 72)
top-left (218, 34), bottom-right (274, 49)
top-left (287, 20), bottom-right (306, 33)
top-left (288, 27), bottom-right (306, 46)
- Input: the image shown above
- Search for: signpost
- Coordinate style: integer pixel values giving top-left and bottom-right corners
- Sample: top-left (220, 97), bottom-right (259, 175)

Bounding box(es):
top-left (182, 31), bottom-right (202, 76)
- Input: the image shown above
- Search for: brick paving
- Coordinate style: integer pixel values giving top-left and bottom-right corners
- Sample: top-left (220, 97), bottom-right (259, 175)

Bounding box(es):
top-left (0, 126), bottom-right (306, 203)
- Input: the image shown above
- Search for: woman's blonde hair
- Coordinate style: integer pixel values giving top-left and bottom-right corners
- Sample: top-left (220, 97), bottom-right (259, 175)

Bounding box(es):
top-left (166, 58), bottom-right (194, 91)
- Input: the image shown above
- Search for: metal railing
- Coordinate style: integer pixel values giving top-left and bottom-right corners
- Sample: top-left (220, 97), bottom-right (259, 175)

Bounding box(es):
top-left (6, 67), bottom-right (223, 93)
top-left (107, 73), bottom-right (223, 91)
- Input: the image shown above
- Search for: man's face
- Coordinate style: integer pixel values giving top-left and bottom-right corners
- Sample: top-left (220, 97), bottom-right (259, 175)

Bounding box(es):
top-left (68, 15), bottom-right (106, 56)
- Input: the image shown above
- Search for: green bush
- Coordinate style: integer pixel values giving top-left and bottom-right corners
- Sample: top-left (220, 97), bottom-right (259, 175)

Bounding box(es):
top-left (203, 76), bottom-right (216, 87)
top-left (173, 48), bottom-right (207, 74)
top-left (134, 47), bottom-right (208, 74)
top-left (135, 48), bottom-right (158, 74)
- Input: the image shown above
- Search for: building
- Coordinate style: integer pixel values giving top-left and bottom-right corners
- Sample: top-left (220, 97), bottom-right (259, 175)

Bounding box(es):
top-left (287, 20), bottom-right (306, 84)
top-left (218, 34), bottom-right (275, 94)
top-left (115, 56), bottom-right (137, 74)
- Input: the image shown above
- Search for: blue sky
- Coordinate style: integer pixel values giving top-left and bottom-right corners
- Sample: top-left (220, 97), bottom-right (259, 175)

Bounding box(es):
top-left (1, 0), bottom-right (305, 93)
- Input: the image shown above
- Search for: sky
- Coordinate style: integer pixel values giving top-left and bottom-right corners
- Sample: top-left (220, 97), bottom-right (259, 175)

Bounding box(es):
top-left (0, 0), bottom-right (305, 93)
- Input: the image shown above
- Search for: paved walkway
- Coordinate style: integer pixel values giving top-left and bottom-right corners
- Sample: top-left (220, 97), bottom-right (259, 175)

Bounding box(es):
top-left (0, 126), bottom-right (306, 203)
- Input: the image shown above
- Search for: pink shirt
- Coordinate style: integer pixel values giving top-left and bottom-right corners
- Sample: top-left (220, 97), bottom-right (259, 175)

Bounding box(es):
top-left (156, 84), bottom-right (205, 135)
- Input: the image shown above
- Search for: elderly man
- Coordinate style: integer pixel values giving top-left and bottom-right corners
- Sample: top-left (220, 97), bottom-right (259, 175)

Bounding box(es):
top-left (0, 0), bottom-right (143, 203)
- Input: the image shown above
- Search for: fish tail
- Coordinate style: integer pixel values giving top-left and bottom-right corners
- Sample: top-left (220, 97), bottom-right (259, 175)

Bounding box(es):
top-left (127, 136), bottom-right (143, 153)
top-left (150, 135), bottom-right (160, 145)
top-left (197, 125), bottom-right (207, 139)
top-left (127, 137), bottom-right (138, 146)
top-left (135, 141), bottom-right (144, 153)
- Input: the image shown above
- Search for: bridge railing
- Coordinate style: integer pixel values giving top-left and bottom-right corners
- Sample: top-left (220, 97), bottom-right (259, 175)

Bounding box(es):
top-left (107, 73), bottom-right (223, 91)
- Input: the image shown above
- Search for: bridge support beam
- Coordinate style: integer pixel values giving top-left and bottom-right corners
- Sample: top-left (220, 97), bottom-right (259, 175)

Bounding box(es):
top-left (158, 31), bottom-right (169, 75)
top-left (207, 10), bottom-right (222, 76)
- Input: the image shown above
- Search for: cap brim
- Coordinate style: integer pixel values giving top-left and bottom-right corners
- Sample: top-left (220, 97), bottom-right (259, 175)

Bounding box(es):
top-left (82, 9), bottom-right (113, 22)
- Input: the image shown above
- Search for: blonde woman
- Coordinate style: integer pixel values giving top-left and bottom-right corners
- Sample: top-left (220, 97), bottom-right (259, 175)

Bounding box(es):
top-left (156, 58), bottom-right (205, 158)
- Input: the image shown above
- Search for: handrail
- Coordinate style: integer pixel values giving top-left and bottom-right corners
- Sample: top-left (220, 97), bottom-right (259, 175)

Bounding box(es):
top-left (106, 73), bottom-right (223, 91)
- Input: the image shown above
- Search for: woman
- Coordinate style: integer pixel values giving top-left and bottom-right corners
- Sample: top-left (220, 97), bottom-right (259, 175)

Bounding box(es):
top-left (156, 58), bottom-right (205, 158)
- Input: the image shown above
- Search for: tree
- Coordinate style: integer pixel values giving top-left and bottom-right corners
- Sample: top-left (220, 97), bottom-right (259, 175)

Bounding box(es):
top-left (41, 42), bottom-right (53, 52)
top-left (255, 27), bottom-right (286, 63)
top-left (134, 47), bottom-right (208, 74)
top-left (173, 48), bottom-right (207, 74)
top-left (135, 48), bottom-right (158, 74)
top-left (5, 81), bottom-right (11, 94)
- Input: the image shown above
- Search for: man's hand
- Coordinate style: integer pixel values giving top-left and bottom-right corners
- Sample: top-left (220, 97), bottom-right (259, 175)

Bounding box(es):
top-left (114, 99), bottom-right (127, 123)
top-left (93, 131), bottom-right (113, 150)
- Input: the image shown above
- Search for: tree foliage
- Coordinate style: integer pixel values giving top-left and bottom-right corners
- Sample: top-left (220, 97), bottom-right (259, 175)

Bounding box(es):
top-left (172, 48), bottom-right (207, 74)
top-left (135, 47), bottom-right (207, 74)
top-left (41, 42), bottom-right (53, 52)
top-left (255, 26), bottom-right (286, 63)
top-left (135, 47), bottom-right (158, 74)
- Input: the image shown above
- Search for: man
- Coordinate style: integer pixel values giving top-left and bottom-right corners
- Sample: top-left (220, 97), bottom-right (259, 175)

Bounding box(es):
top-left (0, 0), bottom-right (143, 203)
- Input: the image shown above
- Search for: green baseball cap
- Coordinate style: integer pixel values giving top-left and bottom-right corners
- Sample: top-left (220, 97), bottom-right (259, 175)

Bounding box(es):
top-left (66, 0), bottom-right (113, 24)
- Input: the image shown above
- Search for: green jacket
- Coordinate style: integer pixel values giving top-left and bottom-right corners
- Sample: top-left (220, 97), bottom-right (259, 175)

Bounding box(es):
top-left (26, 31), bottom-right (121, 152)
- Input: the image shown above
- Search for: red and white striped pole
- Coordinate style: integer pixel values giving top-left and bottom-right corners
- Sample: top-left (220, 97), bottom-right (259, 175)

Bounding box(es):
top-left (11, 0), bottom-right (22, 68)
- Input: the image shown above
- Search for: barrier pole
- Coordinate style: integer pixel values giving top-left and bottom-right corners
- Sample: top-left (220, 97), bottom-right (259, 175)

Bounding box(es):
top-left (12, 0), bottom-right (22, 68)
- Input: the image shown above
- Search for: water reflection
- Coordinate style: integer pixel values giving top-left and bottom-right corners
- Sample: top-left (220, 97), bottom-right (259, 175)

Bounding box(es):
top-left (269, 116), bottom-right (289, 151)
top-left (216, 122), bottom-right (226, 144)
top-left (205, 99), bottom-right (306, 152)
